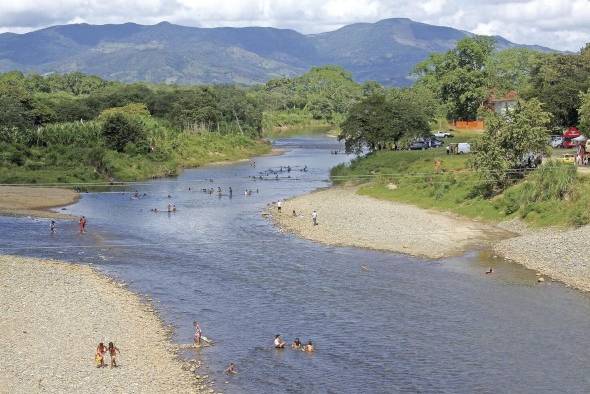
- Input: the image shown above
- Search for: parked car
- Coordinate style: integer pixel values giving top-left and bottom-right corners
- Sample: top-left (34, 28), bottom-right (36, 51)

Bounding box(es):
top-left (446, 143), bottom-right (471, 154)
top-left (409, 141), bottom-right (428, 150)
top-left (557, 154), bottom-right (576, 164)
top-left (426, 138), bottom-right (444, 148)
top-left (549, 135), bottom-right (564, 148)
top-left (433, 131), bottom-right (454, 138)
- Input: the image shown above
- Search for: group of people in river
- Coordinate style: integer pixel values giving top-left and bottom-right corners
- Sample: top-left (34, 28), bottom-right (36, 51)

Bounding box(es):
top-left (95, 342), bottom-right (120, 368)
top-left (274, 334), bottom-right (314, 352)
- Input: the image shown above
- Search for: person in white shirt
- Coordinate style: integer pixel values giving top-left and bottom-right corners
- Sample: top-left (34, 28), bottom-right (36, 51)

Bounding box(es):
top-left (277, 200), bottom-right (282, 213)
top-left (312, 210), bottom-right (318, 226)
top-left (274, 334), bottom-right (285, 349)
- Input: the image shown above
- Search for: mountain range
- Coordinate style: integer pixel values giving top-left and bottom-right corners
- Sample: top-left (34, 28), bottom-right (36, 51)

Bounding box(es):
top-left (0, 18), bottom-right (552, 86)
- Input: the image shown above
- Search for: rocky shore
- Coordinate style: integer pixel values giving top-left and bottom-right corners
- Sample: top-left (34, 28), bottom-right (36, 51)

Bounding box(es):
top-left (494, 221), bottom-right (590, 292)
top-left (0, 186), bottom-right (79, 219)
top-left (0, 255), bottom-right (207, 393)
top-left (270, 187), bottom-right (511, 259)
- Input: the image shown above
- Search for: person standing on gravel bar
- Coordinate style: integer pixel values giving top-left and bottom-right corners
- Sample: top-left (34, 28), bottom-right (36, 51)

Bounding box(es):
top-left (194, 321), bottom-right (202, 346)
top-left (108, 342), bottom-right (120, 368)
top-left (277, 200), bottom-right (282, 213)
top-left (312, 210), bottom-right (318, 226)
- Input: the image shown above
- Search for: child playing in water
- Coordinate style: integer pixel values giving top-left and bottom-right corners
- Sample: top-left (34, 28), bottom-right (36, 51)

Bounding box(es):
top-left (108, 342), bottom-right (120, 368)
top-left (95, 342), bottom-right (107, 367)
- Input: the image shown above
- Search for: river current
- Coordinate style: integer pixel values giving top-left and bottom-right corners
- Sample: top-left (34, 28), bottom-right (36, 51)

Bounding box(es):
top-left (2, 135), bottom-right (590, 393)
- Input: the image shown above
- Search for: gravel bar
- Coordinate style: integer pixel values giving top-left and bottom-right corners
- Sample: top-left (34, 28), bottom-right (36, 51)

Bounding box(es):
top-left (0, 255), bottom-right (206, 394)
top-left (270, 187), bottom-right (511, 259)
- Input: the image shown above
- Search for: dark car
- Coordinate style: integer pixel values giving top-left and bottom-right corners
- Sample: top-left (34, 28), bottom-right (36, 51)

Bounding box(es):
top-left (426, 138), bottom-right (444, 148)
top-left (409, 141), bottom-right (428, 150)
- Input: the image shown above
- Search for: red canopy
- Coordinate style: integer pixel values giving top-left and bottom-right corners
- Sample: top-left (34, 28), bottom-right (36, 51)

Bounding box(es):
top-left (563, 127), bottom-right (581, 139)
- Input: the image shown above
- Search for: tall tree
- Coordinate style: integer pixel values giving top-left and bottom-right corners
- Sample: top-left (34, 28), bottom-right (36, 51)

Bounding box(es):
top-left (414, 36), bottom-right (495, 120)
top-left (471, 99), bottom-right (551, 194)
top-left (526, 46), bottom-right (590, 127)
top-left (339, 93), bottom-right (431, 154)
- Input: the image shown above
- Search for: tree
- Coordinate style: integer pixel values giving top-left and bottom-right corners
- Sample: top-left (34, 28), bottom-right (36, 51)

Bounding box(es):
top-left (471, 99), bottom-right (551, 194)
top-left (526, 48), bottom-right (590, 127)
top-left (339, 93), bottom-right (431, 154)
top-left (414, 36), bottom-right (495, 120)
top-left (101, 113), bottom-right (147, 152)
top-left (579, 89), bottom-right (590, 134)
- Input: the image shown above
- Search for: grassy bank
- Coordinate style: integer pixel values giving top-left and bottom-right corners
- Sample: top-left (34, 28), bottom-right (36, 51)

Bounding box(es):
top-left (331, 140), bottom-right (589, 228)
top-left (262, 109), bottom-right (337, 138)
top-left (0, 132), bottom-right (270, 185)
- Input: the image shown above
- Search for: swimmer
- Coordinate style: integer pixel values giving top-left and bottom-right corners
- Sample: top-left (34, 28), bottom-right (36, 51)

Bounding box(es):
top-left (485, 267), bottom-right (494, 274)
top-left (225, 362), bottom-right (238, 375)
top-left (291, 338), bottom-right (302, 350)
top-left (274, 334), bottom-right (286, 349)
top-left (304, 340), bottom-right (314, 352)
top-left (50, 220), bottom-right (56, 233)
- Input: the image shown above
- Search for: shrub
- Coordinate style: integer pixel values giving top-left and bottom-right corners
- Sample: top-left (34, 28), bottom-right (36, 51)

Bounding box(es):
top-left (101, 113), bottom-right (147, 152)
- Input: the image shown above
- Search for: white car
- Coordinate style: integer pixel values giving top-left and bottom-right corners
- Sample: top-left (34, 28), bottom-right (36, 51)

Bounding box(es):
top-left (433, 131), bottom-right (454, 138)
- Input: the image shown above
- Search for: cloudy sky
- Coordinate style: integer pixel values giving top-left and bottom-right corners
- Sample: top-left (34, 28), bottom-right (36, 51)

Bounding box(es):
top-left (1, 0), bottom-right (589, 51)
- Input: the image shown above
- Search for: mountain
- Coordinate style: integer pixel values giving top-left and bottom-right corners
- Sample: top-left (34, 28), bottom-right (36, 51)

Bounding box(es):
top-left (0, 18), bottom-right (553, 86)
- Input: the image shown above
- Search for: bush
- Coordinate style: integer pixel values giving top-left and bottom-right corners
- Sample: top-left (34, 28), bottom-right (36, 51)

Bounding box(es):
top-left (101, 113), bottom-right (147, 152)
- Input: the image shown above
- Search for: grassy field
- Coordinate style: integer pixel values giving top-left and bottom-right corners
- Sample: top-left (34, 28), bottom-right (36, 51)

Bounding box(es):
top-left (331, 133), bottom-right (589, 228)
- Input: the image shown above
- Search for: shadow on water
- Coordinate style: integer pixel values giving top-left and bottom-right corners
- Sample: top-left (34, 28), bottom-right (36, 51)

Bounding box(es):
top-left (2, 135), bottom-right (590, 393)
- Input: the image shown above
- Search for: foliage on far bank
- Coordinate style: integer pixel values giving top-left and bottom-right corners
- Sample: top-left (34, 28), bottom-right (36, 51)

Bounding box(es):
top-left (0, 72), bottom-right (270, 184)
top-left (331, 148), bottom-right (589, 228)
top-left (470, 99), bottom-right (551, 194)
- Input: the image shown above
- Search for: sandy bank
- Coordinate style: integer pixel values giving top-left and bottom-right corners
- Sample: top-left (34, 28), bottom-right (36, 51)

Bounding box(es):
top-left (0, 256), bottom-right (205, 393)
top-left (270, 187), bottom-right (510, 259)
top-left (0, 186), bottom-right (78, 219)
top-left (494, 222), bottom-right (590, 292)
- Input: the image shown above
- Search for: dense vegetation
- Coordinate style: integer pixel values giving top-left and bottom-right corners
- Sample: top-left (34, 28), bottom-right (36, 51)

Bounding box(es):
top-left (0, 71), bottom-right (269, 183)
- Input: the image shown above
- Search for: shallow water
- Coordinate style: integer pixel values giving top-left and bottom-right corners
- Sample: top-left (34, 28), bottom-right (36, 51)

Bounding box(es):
top-left (2, 135), bottom-right (590, 393)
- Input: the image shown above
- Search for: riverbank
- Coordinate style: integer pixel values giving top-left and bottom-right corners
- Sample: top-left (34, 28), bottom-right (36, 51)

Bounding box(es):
top-left (0, 255), bottom-right (206, 393)
top-left (270, 187), bottom-right (511, 259)
top-left (0, 186), bottom-right (79, 219)
top-left (494, 221), bottom-right (590, 292)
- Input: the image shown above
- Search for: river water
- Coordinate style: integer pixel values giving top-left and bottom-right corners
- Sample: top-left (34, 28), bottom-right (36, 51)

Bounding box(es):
top-left (2, 135), bottom-right (590, 393)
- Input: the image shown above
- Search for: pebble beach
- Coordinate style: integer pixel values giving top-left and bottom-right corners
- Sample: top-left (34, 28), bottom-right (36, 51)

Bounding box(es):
top-left (270, 187), bottom-right (511, 259)
top-left (0, 255), bottom-right (206, 394)
top-left (494, 221), bottom-right (590, 292)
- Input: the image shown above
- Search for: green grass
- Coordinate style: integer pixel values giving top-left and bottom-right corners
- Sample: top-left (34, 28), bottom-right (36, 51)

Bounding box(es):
top-left (331, 145), bottom-right (589, 228)
top-left (0, 133), bottom-right (271, 185)
top-left (262, 109), bottom-right (334, 137)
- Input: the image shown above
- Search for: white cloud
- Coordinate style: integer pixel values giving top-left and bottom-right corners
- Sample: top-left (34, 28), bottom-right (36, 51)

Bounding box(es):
top-left (0, 0), bottom-right (589, 51)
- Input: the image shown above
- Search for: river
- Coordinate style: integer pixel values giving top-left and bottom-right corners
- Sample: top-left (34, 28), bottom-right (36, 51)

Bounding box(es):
top-left (2, 135), bottom-right (590, 393)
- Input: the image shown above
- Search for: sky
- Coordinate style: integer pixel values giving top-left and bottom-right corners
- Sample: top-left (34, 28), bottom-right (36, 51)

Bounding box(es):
top-left (0, 0), bottom-right (589, 51)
